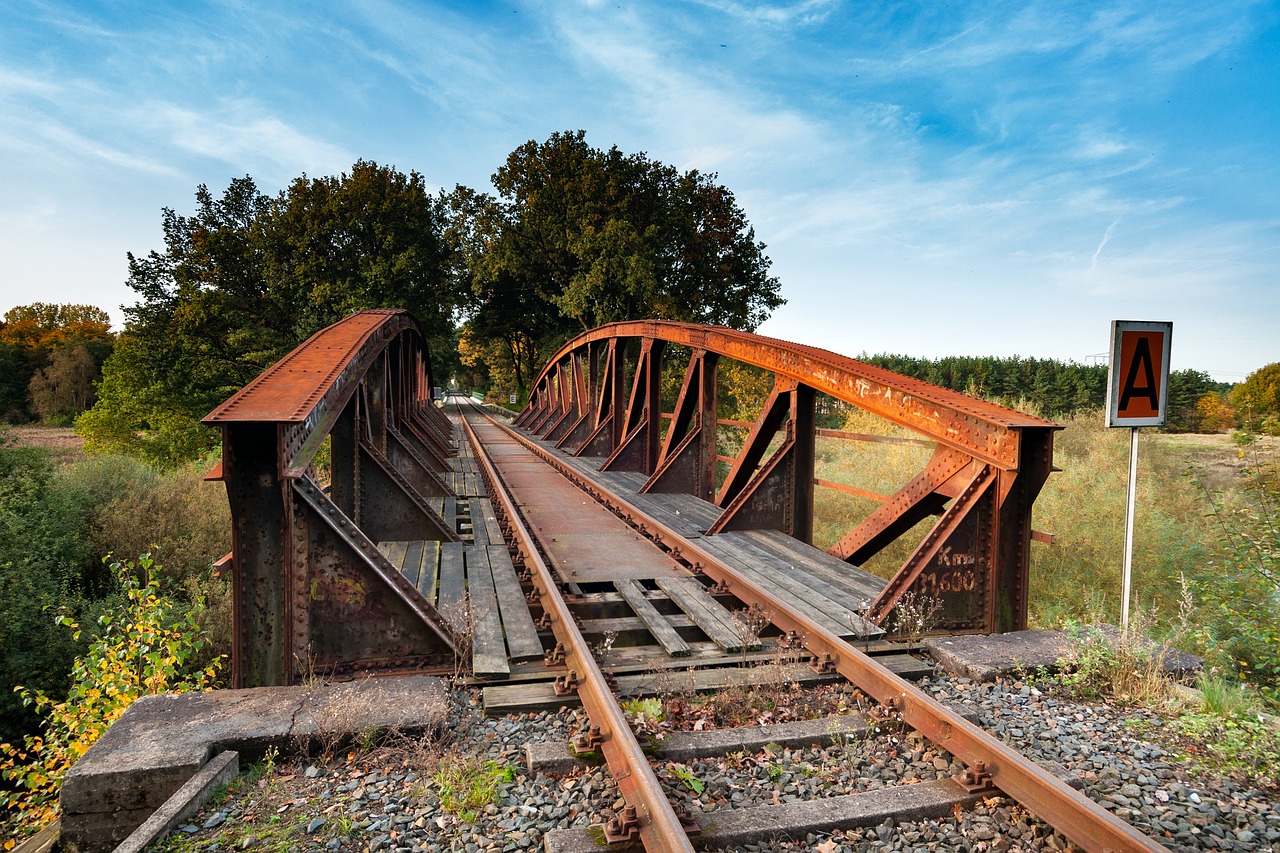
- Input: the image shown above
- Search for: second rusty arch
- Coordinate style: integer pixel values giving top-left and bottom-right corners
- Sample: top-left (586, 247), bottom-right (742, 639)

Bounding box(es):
top-left (515, 321), bottom-right (1059, 636)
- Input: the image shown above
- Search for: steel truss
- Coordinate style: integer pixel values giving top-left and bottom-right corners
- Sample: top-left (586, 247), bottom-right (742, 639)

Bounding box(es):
top-left (516, 321), bottom-right (1059, 634)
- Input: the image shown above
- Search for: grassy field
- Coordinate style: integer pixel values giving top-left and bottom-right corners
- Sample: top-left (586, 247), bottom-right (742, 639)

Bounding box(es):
top-left (808, 409), bottom-right (1277, 638)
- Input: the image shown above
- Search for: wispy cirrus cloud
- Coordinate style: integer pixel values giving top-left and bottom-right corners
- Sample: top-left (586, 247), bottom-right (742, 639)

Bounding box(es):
top-left (150, 101), bottom-right (354, 180)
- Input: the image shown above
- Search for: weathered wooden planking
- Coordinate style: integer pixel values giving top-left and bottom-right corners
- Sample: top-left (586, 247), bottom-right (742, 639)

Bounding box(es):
top-left (480, 503), bottom-right (505, 545)
top-left (468, 498), bottom-right (490, 546)
top-left (536, 436), bottom-right (882, 633)
top-left (482, 662), bottom-right (839, 715)
top-left (578, 613), bottom-right (698, 637)
top-left (378, 540), bottom-right (409, 571)
top-left (740, 528), bottom-right (886, 601)
top-left (655, 575), bottom-right (755, 651)
top-left (487, 544), bottom-right (543, 662)
top-left (417, 540), bottom-right (441, 602)
top-left (695, 535), bottom-right (861, 639)
top-left (400, 540), bottom-right (425, 588)
top-left (437, 542), bottom-right (468, 625)
top-left (441, 496), bottom-right (457, 535)
top-left (615, 580), bottom-right (692, 657)
top-left (598, 641), bottom-right (801, 674)
top-left (464, 546), bottom-right (510, 677)
top-left (719, 532), bottom-right (883, 637)
top-left (614, 490), bottom-right (712, 539)
top-left (482, 654), bottom-right (931, 715)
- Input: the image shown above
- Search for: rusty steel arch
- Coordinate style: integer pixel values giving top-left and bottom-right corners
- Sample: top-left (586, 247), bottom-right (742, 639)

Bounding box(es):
top-left (514, 321), bottom-right (1059, 635)
top-left (205, 309), bottom-right (460, 688)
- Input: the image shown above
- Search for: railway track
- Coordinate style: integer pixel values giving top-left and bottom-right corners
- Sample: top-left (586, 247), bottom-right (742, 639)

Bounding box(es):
top-left (452, 397), bottom-right (1172, 853)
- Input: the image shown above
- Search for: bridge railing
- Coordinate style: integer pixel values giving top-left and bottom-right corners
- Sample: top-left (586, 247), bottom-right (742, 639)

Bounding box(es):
top-left (204, 309), bottom-right (459, 688)
top-left (514, 321), bottom-right (1059, 635)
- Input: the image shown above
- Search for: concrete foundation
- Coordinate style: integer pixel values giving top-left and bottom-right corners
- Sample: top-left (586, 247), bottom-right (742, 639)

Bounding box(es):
top-left (59, 675), bottom-right (446, 853)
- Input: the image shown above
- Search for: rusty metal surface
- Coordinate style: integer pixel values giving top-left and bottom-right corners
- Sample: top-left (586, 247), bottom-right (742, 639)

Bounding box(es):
top-left (529, 321), bottom-right (1057, 471)
top-left (518, 321), bottom-right (1057, 635)
top-left (207, 310), bottom-right (459, 687)
top-left (458, 408), bottom-right (697, 853)
top-left (488, 412), bottom-right (1170, 853)
top-left (206, 309), bottom-right (411, 424)
top-left (496, 448), bottom-right (686, 584)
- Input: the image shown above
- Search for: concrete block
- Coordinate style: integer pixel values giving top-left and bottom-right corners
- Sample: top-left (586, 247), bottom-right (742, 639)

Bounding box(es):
top-left (924, 627), bottom-right (1202, 683)
top-left (60, 675), bottom-right (446, 853)
top-left (115, 751), bottom-right (240, 853)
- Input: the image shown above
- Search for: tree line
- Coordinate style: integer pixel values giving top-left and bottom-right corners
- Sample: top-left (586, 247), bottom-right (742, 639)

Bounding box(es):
top-left (1, 130), bottom-right (1276, 460)
top-left (859, 353), bottom-right (1238, 432)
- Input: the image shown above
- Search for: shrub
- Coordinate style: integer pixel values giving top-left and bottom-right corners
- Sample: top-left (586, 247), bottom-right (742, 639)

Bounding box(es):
top-left (1192, 449), bottom-right (1280, 708)
top-left (0, 434), bottom-right (99, 748)
top-left (0, 555), bottom-right (223, 840)
top-left (85, 454), bottom-right (230, 592)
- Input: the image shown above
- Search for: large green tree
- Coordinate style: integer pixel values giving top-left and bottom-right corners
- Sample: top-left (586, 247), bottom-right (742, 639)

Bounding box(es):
top-left (449, 131), bottom-right (784, 398)
top-left (80, 162), bottom-right (459, 464)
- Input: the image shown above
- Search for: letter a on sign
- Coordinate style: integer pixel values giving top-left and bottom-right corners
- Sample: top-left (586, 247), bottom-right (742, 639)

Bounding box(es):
top-left (1107, 320), bottom-right (1172, 427)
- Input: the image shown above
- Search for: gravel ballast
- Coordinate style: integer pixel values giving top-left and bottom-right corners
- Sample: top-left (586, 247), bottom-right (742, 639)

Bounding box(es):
top-left (152, 673), bottom-right (1280, 853)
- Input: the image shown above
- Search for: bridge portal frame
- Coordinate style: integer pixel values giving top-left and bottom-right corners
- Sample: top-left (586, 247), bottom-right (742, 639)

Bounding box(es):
top-left (204, 309), bottom-right (459, 688)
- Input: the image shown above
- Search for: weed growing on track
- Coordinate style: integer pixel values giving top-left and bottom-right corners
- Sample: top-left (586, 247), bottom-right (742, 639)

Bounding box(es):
top-left (431, 755), bottom-right (515, 822)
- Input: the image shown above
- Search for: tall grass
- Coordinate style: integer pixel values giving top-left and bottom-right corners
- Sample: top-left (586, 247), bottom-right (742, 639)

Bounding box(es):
top-left (812, 407), bottom-right (936, 577)
top-left (805, 406), bottom-right (1229, 640)
top-left (1028, 413), bottom-right (1220, 629)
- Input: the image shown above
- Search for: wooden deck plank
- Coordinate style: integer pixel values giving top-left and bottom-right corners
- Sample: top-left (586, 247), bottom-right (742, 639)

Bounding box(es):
top-left (483, 661), bottom-right (839, 715)
top-left (741, 529), bottom-right (886, 601)
top-left (488, 544), bottom-right (544, 662)
top-left (655, 576), bottom-right (755, 651)
top-left (719, 533), bottom-right (884, 637)
top-left (694, 536), bottom-right (862, 639)
top-left (480, 503), bottom-right (505, 546)
top-left (464, 545), bottom-right (510, 677)
top-left (418, 540), bottom-right (441, 602)
top-left (400, 540), bottom-right (425, 588)
top-left (615, 580), bottom-right (692, 657)
top-left (482, 653), bottom-right (930, 715)
top-left (468, 498), bottom-right (490, 546)
top-left (437, 542), bottom-right (468, 623)
top-left (377, 540), bottom-right (409, 571)
top-left (442, 496), bottom-right (457, 535)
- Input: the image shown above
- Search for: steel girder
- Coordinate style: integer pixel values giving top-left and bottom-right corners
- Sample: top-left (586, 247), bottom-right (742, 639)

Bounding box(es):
top-left (517, 321), bottom-right (1058, 635)
top-left (205, 310), bottom-right (460, 688)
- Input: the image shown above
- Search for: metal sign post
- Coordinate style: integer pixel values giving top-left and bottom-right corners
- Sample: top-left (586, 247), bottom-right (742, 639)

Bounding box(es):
top-left (1106, 320), bottom-right (1172, 633)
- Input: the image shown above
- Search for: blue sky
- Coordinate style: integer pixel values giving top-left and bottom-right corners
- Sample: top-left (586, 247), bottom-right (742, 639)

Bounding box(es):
top-left (2, 1), bottom-right (1276, 381)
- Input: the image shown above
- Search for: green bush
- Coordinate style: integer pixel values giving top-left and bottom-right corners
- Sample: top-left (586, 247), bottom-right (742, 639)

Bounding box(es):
top-left (0, 555), bottom-right (223, 838)
top-left (1192, 450), bottom-right (1279, 707)
top-left (0, 433), bottom-right (100, 748)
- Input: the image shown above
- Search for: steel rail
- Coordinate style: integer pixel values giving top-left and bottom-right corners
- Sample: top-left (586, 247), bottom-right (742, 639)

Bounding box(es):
top-left (456, 404), bottom-right (696, 853)
top-left (487, 413), bottom-right (1172, 853)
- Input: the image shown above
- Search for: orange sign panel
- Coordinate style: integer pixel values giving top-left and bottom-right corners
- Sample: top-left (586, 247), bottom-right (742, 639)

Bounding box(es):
top-left (1107, 321), bottom-right (1172, 427)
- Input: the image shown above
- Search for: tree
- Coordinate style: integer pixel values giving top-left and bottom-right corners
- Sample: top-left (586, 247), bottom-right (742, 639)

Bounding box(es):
top-left (0, 305), bottom-right (114, 424)
top-left (1231, 363), bottom-right (1280, 435)
top-left (449, 131), bottom-right (783, 396)
top-left (1165, 369), bottom-right (1217, 432)
top-left (1195, 393), bottom-right (1237, 432)
top-left (80, 163), bottom-right (460, 465)
top-left (29, 346), bottom-right (97, 425)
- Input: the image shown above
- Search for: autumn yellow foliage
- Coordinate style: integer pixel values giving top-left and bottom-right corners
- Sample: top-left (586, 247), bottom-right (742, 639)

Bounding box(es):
top-left (0, 555), bottom-right (222, 842)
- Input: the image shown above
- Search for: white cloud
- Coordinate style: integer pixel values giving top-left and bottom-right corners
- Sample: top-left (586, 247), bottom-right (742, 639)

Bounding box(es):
top-left (690, 0), bottom-right (839, 27)
top-left (150, 101), bottom-right (354, 180)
